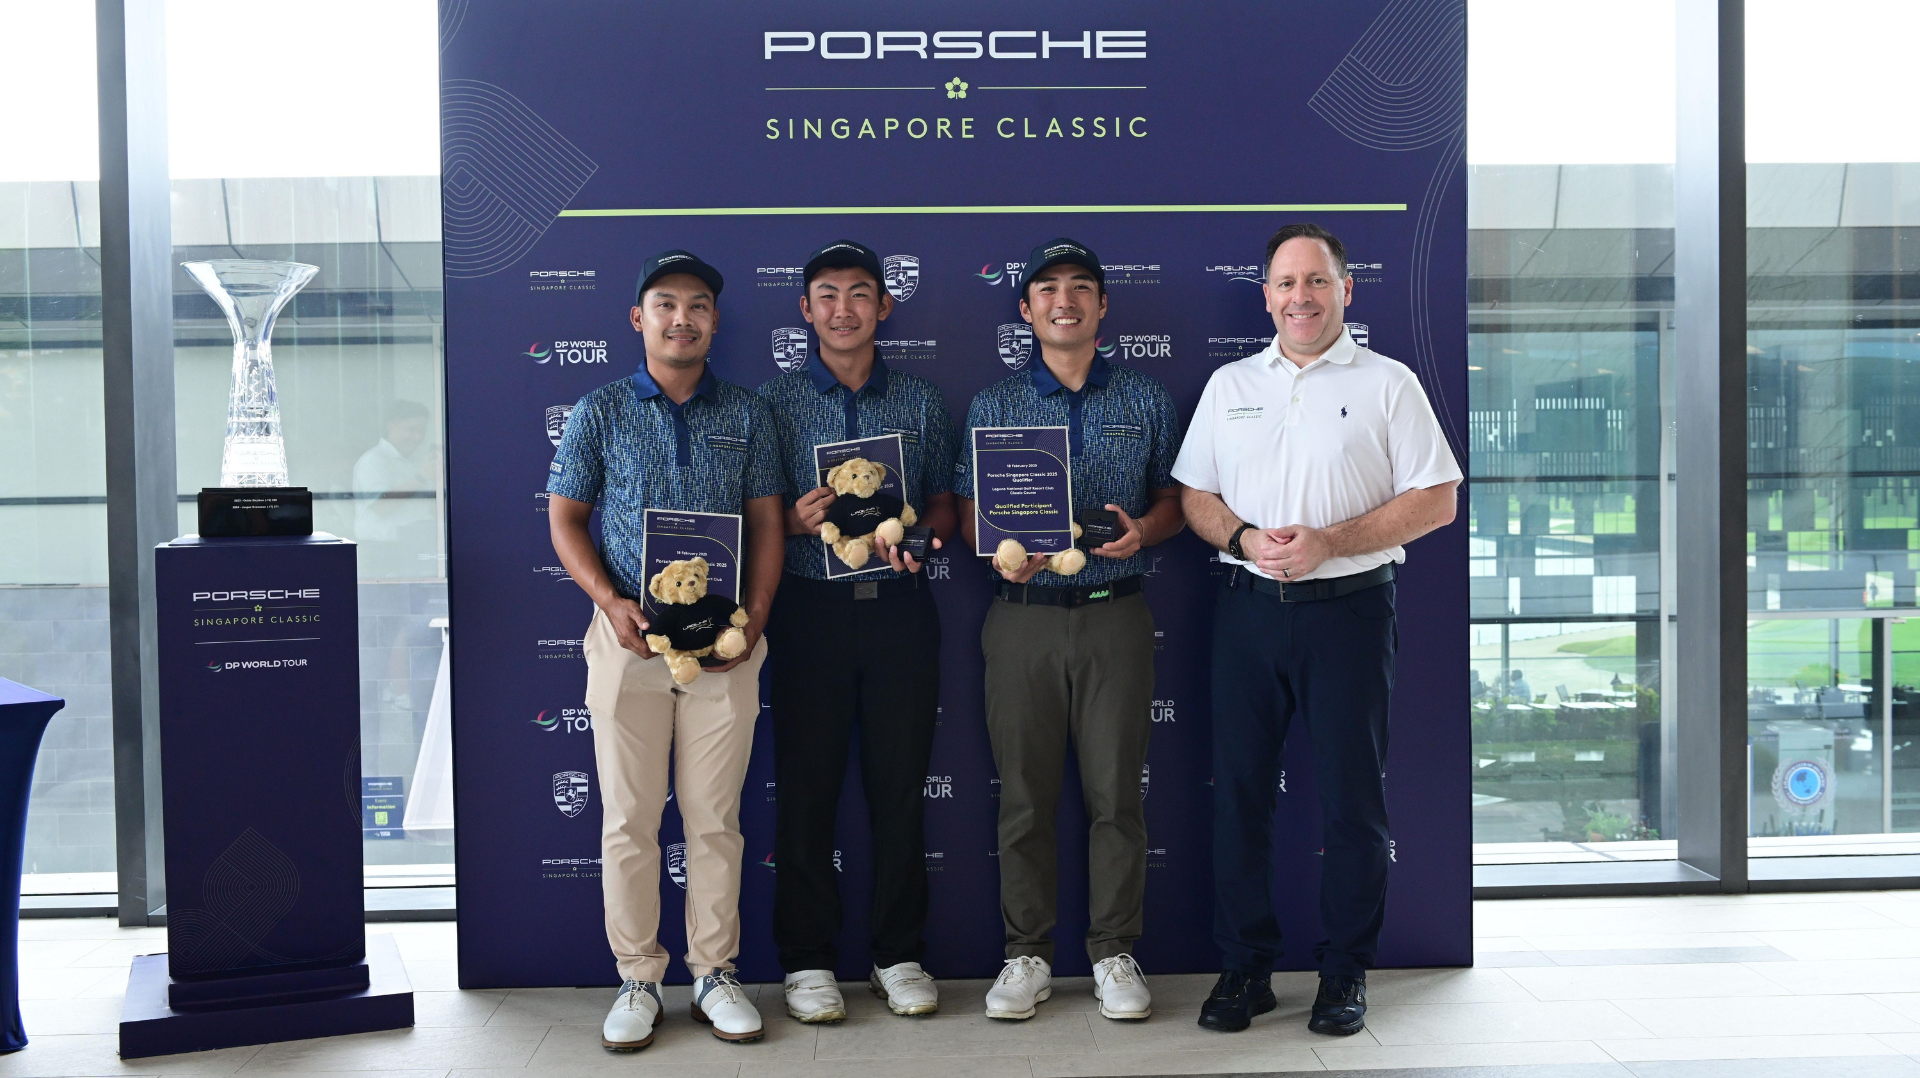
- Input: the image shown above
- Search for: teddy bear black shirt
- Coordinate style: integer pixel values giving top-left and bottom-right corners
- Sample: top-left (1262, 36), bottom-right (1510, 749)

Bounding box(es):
top-left (823, 490), bottom-right (905, 535)
top-left (650, 593), bottom-right (740, 651)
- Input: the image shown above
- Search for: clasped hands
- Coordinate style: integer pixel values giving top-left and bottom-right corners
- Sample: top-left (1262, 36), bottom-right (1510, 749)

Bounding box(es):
top-left (1242, 523), bottom-right (1331, 580)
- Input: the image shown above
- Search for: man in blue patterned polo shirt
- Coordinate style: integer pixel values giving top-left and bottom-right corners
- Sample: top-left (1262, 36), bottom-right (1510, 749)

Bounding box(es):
top-left (955, 238), bottom-right (1186, 1023)
top-left (548, 250), bottom-right (786, 1050)
top-left (756, 240), bottom-right (958, 1024)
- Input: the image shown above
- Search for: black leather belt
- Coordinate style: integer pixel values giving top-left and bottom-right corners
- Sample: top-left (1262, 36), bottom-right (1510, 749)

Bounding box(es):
top-left (995, 575), bottom-right (1143, 608)
top-left (1226, 563), bottom-right (1393, 602)
top-left (784, 572), bottom-right (922, 601)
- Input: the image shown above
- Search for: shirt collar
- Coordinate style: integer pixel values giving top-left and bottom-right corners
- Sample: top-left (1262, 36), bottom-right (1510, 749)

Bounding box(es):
top-left (804, 353), bottom-right (889, 396)
top-left (1030, 354), bottom-right (1112, 397)
top-left (631, 362), bottom-right (718, 403)
top-left (1265, 326), bottom-right (1357, 372)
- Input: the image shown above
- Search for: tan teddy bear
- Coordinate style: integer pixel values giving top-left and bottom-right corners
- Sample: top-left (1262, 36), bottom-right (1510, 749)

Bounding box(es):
top-left (818, 457), bottom-right (918, 570)
top-left (642, 557), bottom-right (748, 684)
top-left (992, 523), bottom-right (1087, 577)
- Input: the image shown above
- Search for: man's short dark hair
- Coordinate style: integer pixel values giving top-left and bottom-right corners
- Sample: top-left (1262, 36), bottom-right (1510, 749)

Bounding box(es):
top-left (1264, 223), bottom-right (1348, 280)
top-left (386, 400), bottom-right (429, 425)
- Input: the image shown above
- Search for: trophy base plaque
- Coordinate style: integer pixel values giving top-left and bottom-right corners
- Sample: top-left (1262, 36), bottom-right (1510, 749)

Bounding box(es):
top-left (198, 487), bottom-right (313, 538)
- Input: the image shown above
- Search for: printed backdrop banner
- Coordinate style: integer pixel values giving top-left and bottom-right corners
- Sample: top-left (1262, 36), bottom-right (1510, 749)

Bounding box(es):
top-left (441, 0), bottom-right (1470, 988)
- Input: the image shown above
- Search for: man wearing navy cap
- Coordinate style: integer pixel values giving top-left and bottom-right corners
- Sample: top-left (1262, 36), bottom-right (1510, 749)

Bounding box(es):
top-left (548, 250), bottom-right (786, 1049)
top-left (955, 238), bottom-right (1185, 1022)
top-left (755, 240), bottom-right (959, 1023)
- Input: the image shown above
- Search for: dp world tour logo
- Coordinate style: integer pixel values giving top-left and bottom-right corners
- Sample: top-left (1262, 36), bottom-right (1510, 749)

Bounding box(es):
top-left (545, 405), bottom-right (573, 447)
top-left (205, 661), bottom-right (224, 673)
top-left (523, 342), bottom-right (551, 363)
top-left (883, 255), bottom-right (920, 302)
top-left (667, 842), bottom-right (688, 889)
top-left (552, 771), bottom-right (590, 818)
top-left (1095, 336), bottom-right (1116, 360)
top-left (977, 261), bottom-right (1022, 289)
top-left (772, 327), bottom-right (809, 372)
top-left (997, 323), bottom-right (1033, 370)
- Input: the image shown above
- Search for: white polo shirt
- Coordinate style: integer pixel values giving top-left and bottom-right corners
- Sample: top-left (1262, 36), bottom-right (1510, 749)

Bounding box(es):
top-left (1171, 329), bottom-right (1461, 581)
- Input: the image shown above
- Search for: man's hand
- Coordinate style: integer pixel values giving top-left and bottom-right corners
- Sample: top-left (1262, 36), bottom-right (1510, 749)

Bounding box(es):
top-left (604, 596), bottom-right (655, 658)
top-left (996, 553), bottom-right (1049, 584)
top-left (703, 616), bottom-right (764, 674)
top-left (787, 487), bottom-right (835, 536)
top-left (1257, 525), bottom-right (1332, 580)
top-left (877, 533), bottom-right (942, 574)
top-left (1091, 503), bottom-right (1143, 560)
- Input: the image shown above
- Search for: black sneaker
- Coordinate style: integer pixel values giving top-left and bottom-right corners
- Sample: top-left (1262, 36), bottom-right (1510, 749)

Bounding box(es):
top-left (1308, 974), bottom-right (1366, 1036)
top-left (1196, 970), bottom-right (1276, 1032)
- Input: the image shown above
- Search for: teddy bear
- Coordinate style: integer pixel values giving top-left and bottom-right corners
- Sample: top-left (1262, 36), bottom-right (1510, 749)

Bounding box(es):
top-left (993, 523), bottom-right (1087, 577)
top-left (642, 557), bottom-right (748, 684)
top-left (818, 456), bottom-right (918, 570)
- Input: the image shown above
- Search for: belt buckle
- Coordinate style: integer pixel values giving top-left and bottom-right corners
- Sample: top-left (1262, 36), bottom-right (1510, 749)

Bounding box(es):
top-left (853, 581), bottom-right (879, 601)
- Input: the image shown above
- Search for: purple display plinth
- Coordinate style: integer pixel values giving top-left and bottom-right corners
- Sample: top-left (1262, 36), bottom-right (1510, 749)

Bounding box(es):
top-left (119, 934), bottom-right (412, 1058)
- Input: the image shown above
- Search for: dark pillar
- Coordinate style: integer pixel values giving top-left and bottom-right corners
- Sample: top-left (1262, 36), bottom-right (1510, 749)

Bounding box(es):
top-left (97, 0), bottom-right (176, 925)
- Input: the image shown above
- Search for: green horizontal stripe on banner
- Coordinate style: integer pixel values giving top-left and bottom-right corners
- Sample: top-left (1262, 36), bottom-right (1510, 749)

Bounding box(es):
top-left (558, 203), bottom-right (1407, 218)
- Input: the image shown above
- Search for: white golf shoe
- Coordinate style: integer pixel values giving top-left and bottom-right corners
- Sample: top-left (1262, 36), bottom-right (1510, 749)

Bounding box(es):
top-left (1092, 953), bottom-right (1153, 1020)
top-left (783, 969), bottom-right (847, 1023)
top-left (602, 979), bottom-right (662, 1051)
top-left (983, 955), bottom-right (1052, 1020)
top-left (691, 970), bottom-right (764, 1042)
top-left (869, 961), bottom-right (939, 1015)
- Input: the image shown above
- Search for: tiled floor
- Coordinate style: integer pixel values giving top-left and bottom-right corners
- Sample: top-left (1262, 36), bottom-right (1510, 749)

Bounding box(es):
top-left (10, 889), bottom-right (1920, 1077)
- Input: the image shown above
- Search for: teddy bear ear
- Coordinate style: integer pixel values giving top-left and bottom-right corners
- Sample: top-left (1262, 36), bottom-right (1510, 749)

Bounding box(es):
top-left (648, 573), bottom-right (667, 601)
top-left (691, 557), bottom-right (708, 572)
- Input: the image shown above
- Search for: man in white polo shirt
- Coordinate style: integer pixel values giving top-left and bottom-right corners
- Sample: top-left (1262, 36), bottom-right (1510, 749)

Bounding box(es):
top-left (1172, 223), bottom-right (1460, 1038)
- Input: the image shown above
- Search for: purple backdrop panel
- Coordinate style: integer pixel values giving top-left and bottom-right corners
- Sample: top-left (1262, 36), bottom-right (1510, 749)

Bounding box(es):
top-left (442, 0), bottom-right (1469, 988)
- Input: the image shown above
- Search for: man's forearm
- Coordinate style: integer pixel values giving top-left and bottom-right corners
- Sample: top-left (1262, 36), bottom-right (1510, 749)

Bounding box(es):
top-left (1319, 482), bottom-right (1458, 558)
top-left (742, 495), bottom-right (785, 623)
top-left (1181, 487), bottom-right (1246, 551)
top-left (549, 496), bottom-right (622, 609)
top-left (1137, 487), bottom-right (1186, 548)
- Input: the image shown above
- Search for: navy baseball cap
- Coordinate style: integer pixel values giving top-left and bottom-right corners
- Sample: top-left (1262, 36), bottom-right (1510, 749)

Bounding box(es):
top-left (635, 249), bottom-right (724, 304)
top-left (803, 239), bottom-right (884, 290)
top-left (1018, 238), bottom-right (1103, 297)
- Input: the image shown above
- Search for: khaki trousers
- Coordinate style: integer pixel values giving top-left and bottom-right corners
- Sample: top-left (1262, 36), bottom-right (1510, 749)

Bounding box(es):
top-left (583, 608), bottom-right (767, 983)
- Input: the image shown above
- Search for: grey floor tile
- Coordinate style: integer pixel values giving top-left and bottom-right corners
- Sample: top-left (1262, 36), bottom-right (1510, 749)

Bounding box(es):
top-left (1366, 968), bottom-right (1534, 1005)
top-left (0, 1033), bottom-right (259, 1076)
top-left (18, 994), bottom-right (125, 1035)
top-left (1364, 1000), bottom-right (1654, 1045)
top-left (1537, 947), bottom-right (1795, 966)
top-left (1030, 1044), bottom-right (1325, 1076)
top-left (746, 1057), bottom-right (1035, 1078)
top-left (454, 1068), bottom-right (737, 1078)
top-left (1320, 1067), bottom-right (1630, 1078)
top-left (412, 989), bottom-right (507, 1027)
top-left (816, 1009), bottom-right (1094, 1059)
top-left (1315, 1039), bottom-right (1620, 1072)
top-left (1623, 1059), bottom-right (1920, 1078)
top-left (1504, 962), bottom-right (1790, 1001)
top-left (1613, 994), bottom-right (1920, 1038)
top-left (242, 1026), bottom-right (548, 1072)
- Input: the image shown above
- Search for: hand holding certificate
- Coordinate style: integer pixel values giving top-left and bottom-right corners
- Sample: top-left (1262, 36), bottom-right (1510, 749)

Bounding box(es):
top-left (971, 426), bottom-right (1086, 577)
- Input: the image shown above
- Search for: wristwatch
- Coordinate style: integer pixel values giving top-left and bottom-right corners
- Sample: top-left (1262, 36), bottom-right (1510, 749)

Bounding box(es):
top-left (1226, 522), bottom-right (1255, 561)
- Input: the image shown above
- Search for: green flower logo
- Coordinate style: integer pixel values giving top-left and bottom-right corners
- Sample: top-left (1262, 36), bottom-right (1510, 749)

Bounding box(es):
top-left (945, 77), bottom-right (968, 100)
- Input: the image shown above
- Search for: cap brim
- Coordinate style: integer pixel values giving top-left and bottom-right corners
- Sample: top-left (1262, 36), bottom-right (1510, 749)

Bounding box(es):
top-left (638, 264), bottom-right (724, 301)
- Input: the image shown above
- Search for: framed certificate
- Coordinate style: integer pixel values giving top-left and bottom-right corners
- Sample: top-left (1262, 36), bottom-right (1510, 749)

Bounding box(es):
top-left (811, 433), bottom-right (908, 579)
top-left (639, 508), bottom-right (743, 619)
top-left (971, 426), bottom-right (1074, 555)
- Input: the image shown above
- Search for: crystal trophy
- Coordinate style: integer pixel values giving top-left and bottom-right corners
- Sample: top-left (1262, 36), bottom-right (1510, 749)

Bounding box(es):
top-left (183, 259), bottom-right (319, 536)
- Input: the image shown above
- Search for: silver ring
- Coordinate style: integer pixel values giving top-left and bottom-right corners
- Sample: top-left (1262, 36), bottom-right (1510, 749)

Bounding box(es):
top-left (1281, 568), bottom-right (1290, 578)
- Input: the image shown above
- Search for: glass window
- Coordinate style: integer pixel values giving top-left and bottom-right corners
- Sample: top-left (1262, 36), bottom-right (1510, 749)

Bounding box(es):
top-left (1466, 0), bottom-right (1677, 861)
top-left (0, 0), bottom-right (116, 890)
top-left (166, 1), bottom-right (452, 884)
top-left (1744, 2), bottom-right (1920, 853)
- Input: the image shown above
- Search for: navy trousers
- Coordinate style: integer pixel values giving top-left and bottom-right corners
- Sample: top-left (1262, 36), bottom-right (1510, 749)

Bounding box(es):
top-left (1210, 572), bottom-right (1396, 978)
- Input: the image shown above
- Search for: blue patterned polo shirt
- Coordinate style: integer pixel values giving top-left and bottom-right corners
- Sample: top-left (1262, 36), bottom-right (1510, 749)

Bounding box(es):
top-left (548, 363), bottom-right (784, 600)
top-left (757, 355), bottom-right (959, 580)
top-left (956, 356), bottom-right (1181, 588)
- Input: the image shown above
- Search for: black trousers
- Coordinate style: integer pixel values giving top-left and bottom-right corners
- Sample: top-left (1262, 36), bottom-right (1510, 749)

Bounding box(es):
top-left (1210, 575), bottom-right (1396, 979)
top-left (767, 574), bottom-right (940, 973)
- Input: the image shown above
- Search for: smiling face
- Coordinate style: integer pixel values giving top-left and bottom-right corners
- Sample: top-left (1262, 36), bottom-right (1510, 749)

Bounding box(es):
top-left (630, 272), bottom-right (717, 370)
top-left (801, 266), bottom-right (891, 357)
top-left (1263, 236), bottom-right (1353, 360)
top-left (1019, 264), bottom-right (1106, 351)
